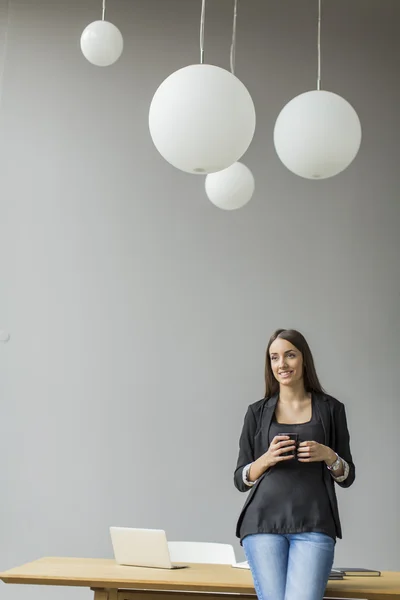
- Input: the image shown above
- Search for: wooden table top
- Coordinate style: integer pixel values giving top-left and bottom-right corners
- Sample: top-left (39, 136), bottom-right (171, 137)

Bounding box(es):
top-left (0, 557), bottom-right (399, 599)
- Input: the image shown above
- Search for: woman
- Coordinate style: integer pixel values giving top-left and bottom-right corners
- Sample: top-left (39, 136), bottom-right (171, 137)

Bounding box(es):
top-left (234, 329), bottom-right (355, 600)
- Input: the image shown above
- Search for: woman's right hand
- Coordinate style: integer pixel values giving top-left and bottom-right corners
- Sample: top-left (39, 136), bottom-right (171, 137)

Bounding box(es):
top-left (262, 435), bottom-right (296, 469)
top-left (247, 435), bottom-right (296, 483)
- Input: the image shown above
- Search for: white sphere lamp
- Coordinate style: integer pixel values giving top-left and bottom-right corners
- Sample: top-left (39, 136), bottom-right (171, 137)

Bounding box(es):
top-left (149, 64), bottom-right (256, 174)
top-left (80, 20), bottom-right (123, 67)
top-left (205, 162), bottom-right (254, 210)
top-left (274, 90), bottom-right (362, 180)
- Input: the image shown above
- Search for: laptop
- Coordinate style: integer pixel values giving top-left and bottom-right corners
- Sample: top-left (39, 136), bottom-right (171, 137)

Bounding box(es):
top-left (110, 527), bottom-right (188, 570)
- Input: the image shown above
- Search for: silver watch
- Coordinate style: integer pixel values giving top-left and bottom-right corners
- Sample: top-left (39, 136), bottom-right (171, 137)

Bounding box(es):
top-left (327, 453), bottom-right (341, 472)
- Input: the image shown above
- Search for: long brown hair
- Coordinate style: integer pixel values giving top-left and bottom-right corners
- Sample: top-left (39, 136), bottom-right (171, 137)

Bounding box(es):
top-left (264, 329), bottom-right (325, 398)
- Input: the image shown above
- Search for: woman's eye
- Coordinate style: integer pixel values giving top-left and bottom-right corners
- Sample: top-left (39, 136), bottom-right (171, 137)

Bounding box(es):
top-left (271, 356), bottom-right (278, 361)
top-left (288, 353), bottom-right (295, 358)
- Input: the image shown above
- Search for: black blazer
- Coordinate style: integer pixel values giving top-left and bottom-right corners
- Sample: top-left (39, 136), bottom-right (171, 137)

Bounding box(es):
top-left (234, 393), bottom-right (355, 539)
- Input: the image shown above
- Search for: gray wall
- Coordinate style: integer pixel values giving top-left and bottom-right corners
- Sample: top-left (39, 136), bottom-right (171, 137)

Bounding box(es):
top-left (0, 1), bottom-right (399, 600)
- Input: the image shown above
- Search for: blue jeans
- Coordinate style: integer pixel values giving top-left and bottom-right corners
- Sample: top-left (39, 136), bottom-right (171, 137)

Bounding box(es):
top-left (243, 532), bottom-right (335, 600)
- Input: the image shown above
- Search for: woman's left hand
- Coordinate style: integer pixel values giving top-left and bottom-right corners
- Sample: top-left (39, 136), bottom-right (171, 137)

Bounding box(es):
top-left (297, 441), bottom-right (336, 465)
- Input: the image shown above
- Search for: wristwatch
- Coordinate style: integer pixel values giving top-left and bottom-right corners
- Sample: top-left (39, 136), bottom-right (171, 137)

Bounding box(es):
top-left (327, 453), bottom-right (342, 472)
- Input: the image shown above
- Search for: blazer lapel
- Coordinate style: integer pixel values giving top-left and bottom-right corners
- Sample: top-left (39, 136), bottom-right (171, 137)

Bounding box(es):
top-left (313, 392), bottom-right (331, 446)
top-left (258, 392), bottom-right (279, 456)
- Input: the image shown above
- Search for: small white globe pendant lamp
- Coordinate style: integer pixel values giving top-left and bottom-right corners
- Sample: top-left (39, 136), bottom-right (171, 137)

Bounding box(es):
top-left (81, 0), bottom-right (123, 67)
top-left (273, 0), bottom-right (362, 180)
top-left (205, 162), bottom-right (255, 210)
top-left (148, 0), bottom-right (256, 175)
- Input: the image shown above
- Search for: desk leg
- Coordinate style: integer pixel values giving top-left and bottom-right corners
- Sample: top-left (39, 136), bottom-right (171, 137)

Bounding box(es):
top-left (93, 589), bottom-right (118, 600)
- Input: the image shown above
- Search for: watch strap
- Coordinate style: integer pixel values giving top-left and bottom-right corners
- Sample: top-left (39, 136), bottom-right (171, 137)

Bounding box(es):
top-left (327, 453), bottom-right (341, 471)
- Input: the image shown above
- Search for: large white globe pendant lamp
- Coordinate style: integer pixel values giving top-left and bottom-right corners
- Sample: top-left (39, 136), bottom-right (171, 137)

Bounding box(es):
top-left (80, 1), bottom-right (123, 67)
top-left (148, 0), bottom-right (256, 174)
top-left (273, 0), bottom-right (362, 180)
top-left (149, 65), bottom-right (255, 175)
top-left (205, 162), bottom-right (255, 210)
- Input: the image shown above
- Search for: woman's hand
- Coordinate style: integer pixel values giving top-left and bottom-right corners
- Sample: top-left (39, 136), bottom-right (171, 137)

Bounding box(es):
top-left (263, 435), bottom-right (297, 468)
top-left (248, 436), bottom-right (297, 482)
top-left (297, 441), bottom-right (336, 465)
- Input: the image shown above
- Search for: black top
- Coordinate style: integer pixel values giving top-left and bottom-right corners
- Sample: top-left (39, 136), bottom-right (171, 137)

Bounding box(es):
top-left (239, 400), bottom-right (337, 541)
top-left (233, 393), bottom-right (355, 540)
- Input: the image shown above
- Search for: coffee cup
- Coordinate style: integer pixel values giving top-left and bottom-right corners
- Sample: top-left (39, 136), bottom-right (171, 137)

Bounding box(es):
top-left (278, 432), bottom-right (298, 457)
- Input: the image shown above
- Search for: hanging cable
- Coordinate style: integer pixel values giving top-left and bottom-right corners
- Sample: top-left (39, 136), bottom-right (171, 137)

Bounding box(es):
top-left (230, 0), bottom-right (238, 75)
top-left (199, 0), bottom-right (206, 64)
top-left (317, 0), bottom-right (322, 90)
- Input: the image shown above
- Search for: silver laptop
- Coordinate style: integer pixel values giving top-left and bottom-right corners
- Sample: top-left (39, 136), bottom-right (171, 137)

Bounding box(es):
top-left (110, 527), bottom-right (188, 570)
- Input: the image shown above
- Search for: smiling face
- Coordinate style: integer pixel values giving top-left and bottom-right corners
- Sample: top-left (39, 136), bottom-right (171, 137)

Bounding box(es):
top-left (269, 337), bottom-right (304, 388)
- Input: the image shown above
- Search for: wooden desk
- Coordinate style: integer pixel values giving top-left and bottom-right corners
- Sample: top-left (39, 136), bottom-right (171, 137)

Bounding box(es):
top-left (1, 557), bottom-right (399, 600)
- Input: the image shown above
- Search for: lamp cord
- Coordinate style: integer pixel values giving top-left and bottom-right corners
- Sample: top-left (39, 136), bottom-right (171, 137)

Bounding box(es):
top-left (200, 0), bottom-right (239, 73)
top-left (317, 0), bottom-right (322, 90)
top-left (230, 0), bottom-right (238, 75)
top-left (200, 0), bottom-right (206, 64)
